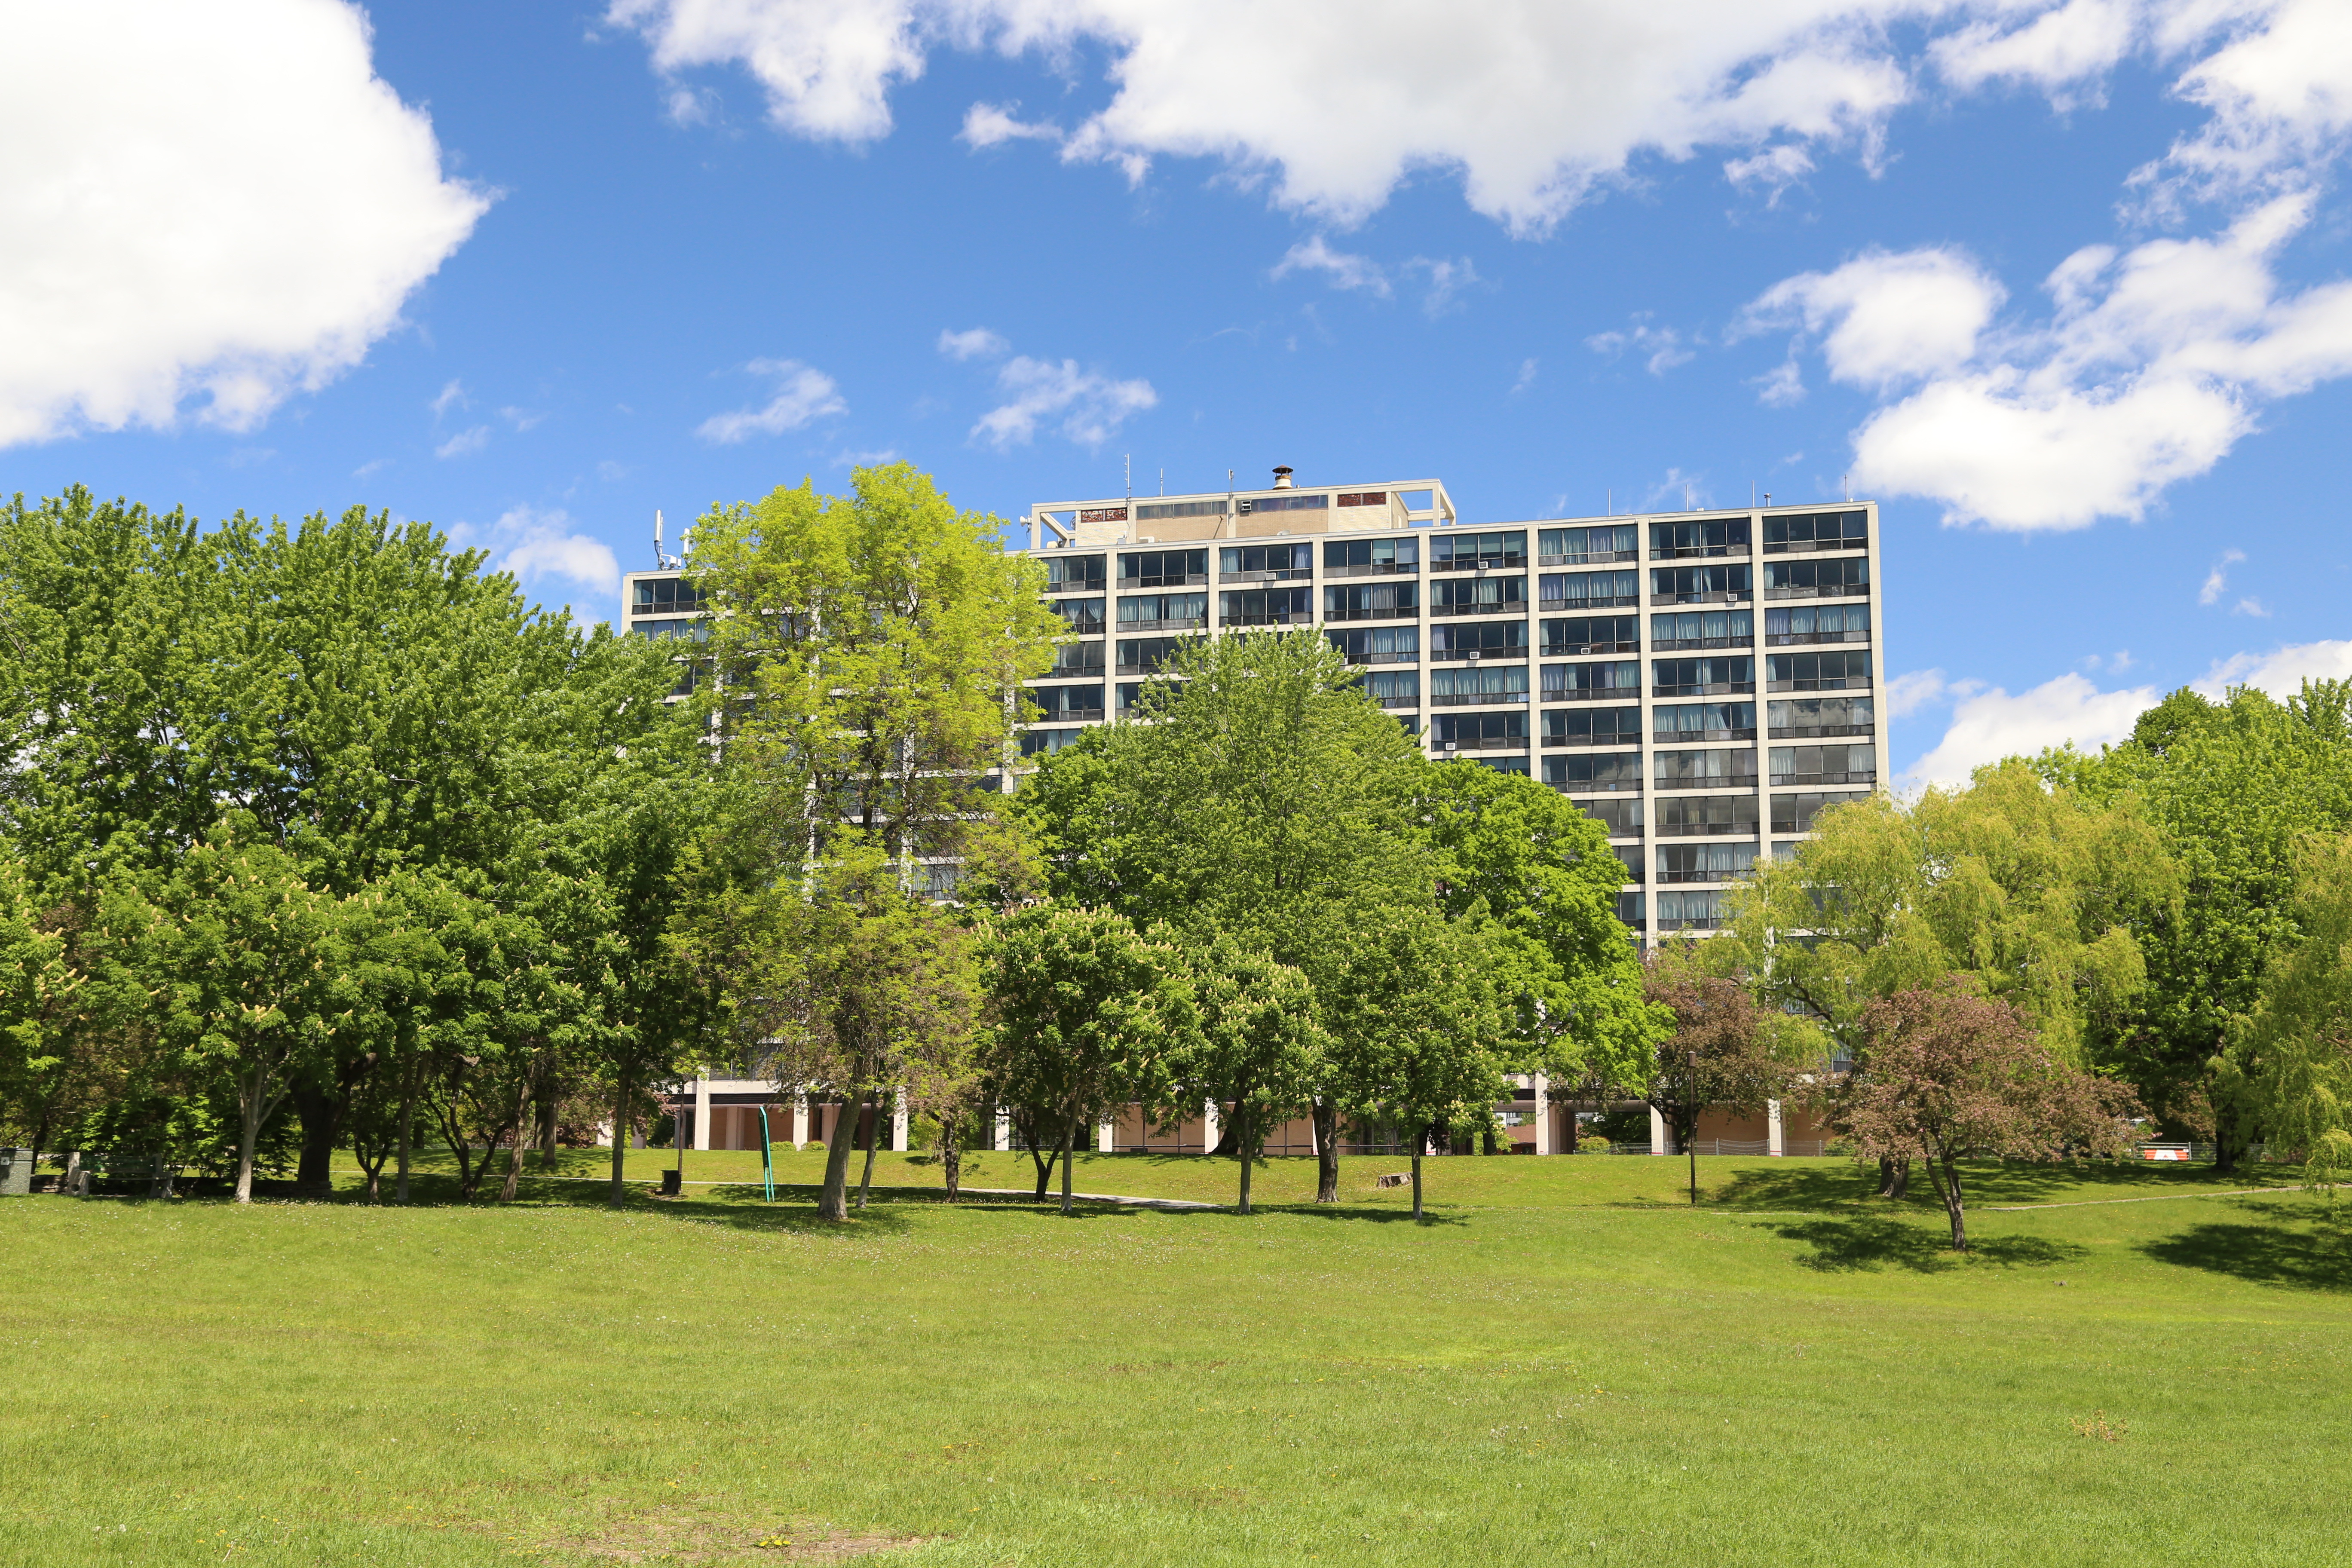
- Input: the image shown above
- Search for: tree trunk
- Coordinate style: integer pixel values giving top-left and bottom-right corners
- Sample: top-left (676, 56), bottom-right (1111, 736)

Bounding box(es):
top-left (856, 1090), bottom-right (881, 1211)
top-left (1313, 1098), bottom-right (1339, 1203)
top-left (1058, 1102), bottom-right (1077, 1218)
top-left (939, 1113), bottom-right (962, 1204)
top-left (498, 1076), bottom-right (533, 1203)
top-left (2212, 1093), bottom-right (2237, 1175)
top-left (1411, 1133), bottom-right (1425, 1222)
top-left (1236, 1102), bottom-right (1253, 1216)
top-left (609, 1066), bottom-right (634, 1207)
top-left (234, 1061), bottom-right (269, 1205)
top-left (816, 1096), bottom-right (859, 1221)
top-left (395, 1057), bottom-right (418, 1206)
top-left (537, 1091), bottom-right (560, 1171)
top-left (1565, 1097), bottom-right (1580, 1153)
top-left (1926, 1146), bottom-right (1967, 1250)
top-left (1877, 1156), bottom-right (1911, 1199)
top-left (1026, 1118), bottom-right (1058, 1200)
top-left (292, 1080), bottom-right (343, 1198)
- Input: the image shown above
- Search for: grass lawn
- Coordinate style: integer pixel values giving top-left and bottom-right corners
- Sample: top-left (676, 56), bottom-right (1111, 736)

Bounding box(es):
top-left (3, 1152), bottom-right (2346, 1567)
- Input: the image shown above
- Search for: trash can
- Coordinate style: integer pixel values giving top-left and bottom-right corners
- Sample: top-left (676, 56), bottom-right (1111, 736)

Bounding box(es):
top-left (0, 1148), bottom-right (35, 1197)
top-left (659, 1168), bottom-right (681, 1197)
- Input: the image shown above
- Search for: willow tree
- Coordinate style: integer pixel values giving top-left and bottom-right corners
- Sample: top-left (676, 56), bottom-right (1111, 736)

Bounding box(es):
top-left (2223, 834), bottom-right (2352, 1190)
top-left (683, 463), bottom-right (1060, 1222)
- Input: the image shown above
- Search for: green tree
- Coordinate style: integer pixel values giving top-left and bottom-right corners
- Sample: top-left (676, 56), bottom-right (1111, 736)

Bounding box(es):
top-left (1638, 946), bottom-right (1796, 1158)
top-left (683, 464), bottom-right (1057, 1222)
top-left (980, 903), bottom-right (1187, 1216)
top-left (1170, 934), bottom-right (1326, 1215)
top-left (2223, 834), bottom-right (2352, 1191)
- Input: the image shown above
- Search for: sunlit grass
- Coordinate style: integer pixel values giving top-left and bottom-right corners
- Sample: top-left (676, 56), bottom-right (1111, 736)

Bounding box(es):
top-left (2, 1155), bottom-right (2343, 1566)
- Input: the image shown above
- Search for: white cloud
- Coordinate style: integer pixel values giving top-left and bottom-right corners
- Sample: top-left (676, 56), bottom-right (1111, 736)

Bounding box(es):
top-left (353, 457), bottom-right (392, 479)
top-left (607, 0), bottom-right (925, 143)
top-left (971, 355), bottom-right (1156, 448)
top-left (2194, 638), bottom-right (2352, 698)
top-left (1724, 142), bottom-right (1816, 203)
top-left (1511, 358), bottom-right (1539, 394)
top-left (1754, 357), bottom-right (1806, 406)
top-left (696, 358), bottom-right (848, 443)
top-left (1931, 0), bottom-right (2138, 105)
top-left (1408, 256), bottom-right (1482, 317)
top-left (960, 101), bottom-right (1060, 147)
top-left (1588, 315), bottom-right (1697, 376)
top-left (430, 379), bottom-right (469, 419)
top-left (1738, 248), bottom-right (2005, 389)
top-left (2198, 547), bottom-right (2244, 605)
top-left (435, 426), bottom-right (490, 459)
top-left (1271, 236), bottom-right (1390, 297)
top-left (450, 504), bottom-right (623, 623)
top-left (1904, 671), bottom-right (2157, 789)
top-left (937, 326), bottom-right (1010, 361)
top-left (1641, 467), bottom-right (1712, 510)
top-left (0, 0), bottom-right (488, 447)
top-left (499, 405), bottom-right (545, 432)
top-left (1884, 667), bottom-right (1960, 718)
top-left (2234, 596), bottom-right (2269, 617)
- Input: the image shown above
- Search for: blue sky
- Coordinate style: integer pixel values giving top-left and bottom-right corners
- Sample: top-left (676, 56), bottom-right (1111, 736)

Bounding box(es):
top-left (3, 0), bottom-right (2349, 784)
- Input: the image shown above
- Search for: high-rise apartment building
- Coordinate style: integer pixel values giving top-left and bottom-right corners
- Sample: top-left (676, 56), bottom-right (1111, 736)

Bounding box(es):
top-left (1015, 470), bottom-right (1886, 941)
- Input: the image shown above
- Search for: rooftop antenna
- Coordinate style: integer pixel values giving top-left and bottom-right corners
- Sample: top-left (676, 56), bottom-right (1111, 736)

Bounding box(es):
top-left (1124, 454), bottom-right (1131, 505)
top-left (1158, 467), bottom-right (1165, 497)
top-left (654, 509), bottom-right (677, 570)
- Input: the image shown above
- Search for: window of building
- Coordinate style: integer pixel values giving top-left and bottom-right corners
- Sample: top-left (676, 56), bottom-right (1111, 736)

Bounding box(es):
top-left (1766, 650), bottom-right (1873, 691)
top-left (635, 617), bottom-right (709, 642)
top-left (1431, 620), bottom-right (1527, 658)
top-left (1019, 727), bottom-right (1084, 757)
top-left (1771, 790), bottom-right (1872, 833)
top-left (1323, 582), bottom-right (1418, 620)
top-left (1652, 655), bottom-right (1755, 696)
top-left (1044, 554), bottom-right (1106, 592)
top-left (1116, 636), bottom-right (1197, 675)
top-left (1651, 609), bottom-right (1753, 649)
top-left (1542, 660), bottom-right (1641, 701)
top-left (1050, 641), bottom-right (1105, 677)
top-left (1326, 625), bottom-right (1420, 663)
top-left (1653, 747), bottom-right (1757, 786)
top-left (1764, 603), bottom-right (1870, 644)
top-left (1544, 706), bottom-right (1642, 747)
top-left (1618, 890), bottom-right (1647, 927)
top-left (1239, 492), bottom-right (1328, 514)
top-left (632, 577), bottom-right (709, 615)
top-left (1116, 591), bottom-right (1208, 630)
top-left (1430, 575), bottom-right (1527, 616)
top-left (1336, 490), bottom-right (1388, 508)
top-left (1118, 679), bottom-right (1185, 714)
top-left (1135, 499), bottom-right (1227, 521)
top-left (1614, 843), bottom-right (1645, 884)
top-left (1476, 756), bottom-right (1531, 775)
top-left (1649, 518), bottom-right (1751, 558)
top-left (1432, 711), bottom-right (1529, 750)
top-left (1655, 889), bottom-right (1723, 930)
top-left (1544, 750), bottom-right (1641, 792)
top-left (1219, 586), bottom-right (1313, 626)
top-left (1651, 564), bottom-right (1753, 603)
top-left (1030, 684), bottom-right (1105, 722)
top-left (1657, 794), bottom-right (1761, 836)
top-left (1358, 669), bottom-right (1420, 707)
top-left (1541, 615), bottom-right (1638, 655)
top-left (1430, 665), bottom-right (1530, 705)
top-left (1767, 696), bottom-right (1874, 738)
top-left (1118, 548), bottom-right (1209, 588)
top-left (1762, 557), bottom-right (1869, 598)
top-left (1537, 524), bottom-right (1638, 564)
top-left (1431, 530), bottom-right (1527, 570)
top-left (1657, 842), bottom-right (1758, 883)
top-left (1761, 509), bottom-right (1867, 552)
top-left (1653, 701), bottom-right (1758, 741)
top-left (1323, 536), bottom-right (1418, 573)
top-left (1770, 744), bottom-right (1877, 786)
top-left (1051, 596), bottom-right (1106, 634)
top-left (1219, 542), bottom-right (1313, 578)
top-left (1571, 795), bottom-right (1643, 835)
top-left (1539, 570), bottom-right (1639, 609)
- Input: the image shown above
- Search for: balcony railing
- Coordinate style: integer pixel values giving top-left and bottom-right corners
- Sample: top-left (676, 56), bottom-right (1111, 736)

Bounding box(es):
top-left (1324, 561), bottom-right (1418, 577)
top-left (1658, 821), bottom-right (1758, 838)
top-left (1653, 637), bottom-right (1752, 652)
top-left (1430, 692), bottom-right (1531, 707)
top-left (1653, 682), bottom-right (1755, 698)
top-left (1768, 677), bottom-right (1871, 692)
top-left (1323, 606), bottom-right (1416, 622)
top-left (1546, 638), bottom-right (1639, 656)
top-left (1377, 696), bottom-right (1421, 710)
top-left (1430, 559), bottom-right (1526, 575)
top-left (1545, 689), bottom-right (1642, 704)
top-left (1340, 649), bottom-right (1419, 665)
top-left (1538, 549), bottom-right (1639, 567)
top-left (1766, 630), bottom-right (1869, 645)
top-left (1651, 543), bottom-right (1748, 559)
top-left (1429, 603), bottom-right (1525, 619)
top-left (1218, 568), bottom-right (1314, 583)
top-left (1653, 726), bottom-right (1758, 742)
top-left (1768, 723), bottom-right (1873, 739)
top-left (1430, 648), bottom-right (1528, 663)
top-left (1221, 610), bottom-right (1312, 627)
top-left (1118, 616), bottom-right (1208, 633)
top-left (1540, 594), bottom-right (1638, 610)
top-left (1657, 589), bottom-right (1752, 606)
top-left (1656, 868), bottom-right (1752, 884)
top-left (1771, 771), bottom-right (1877, 787)
top-left (1543, 733), bottom-right (1642, 749)
top-left (1764, 583), bottom-right (1868, 600)
top-left (1437, 734), bottom-right (1531, 752)
top-left (1762, 539), bottom-right (1868, 554)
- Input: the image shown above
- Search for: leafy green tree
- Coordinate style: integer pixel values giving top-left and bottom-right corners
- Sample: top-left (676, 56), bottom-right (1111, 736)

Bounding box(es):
top-left (1638, 947), bottom-right (1796, 1157)
top-left (1318, 906), bottom-right (1507, 1219)
top-left (683, 464), bottom-right (1056, 1222)
top-left (1169, 934), bottom-right (1326, 1215)
top-left (2222, 834), bottom-right (2352, 1191)
top-left (980, 903), bottom-right (1188, 1216)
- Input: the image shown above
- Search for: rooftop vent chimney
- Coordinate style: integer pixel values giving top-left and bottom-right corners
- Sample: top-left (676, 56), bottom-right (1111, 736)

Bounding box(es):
top-left (1271, 465), bottom-right (1294, 489)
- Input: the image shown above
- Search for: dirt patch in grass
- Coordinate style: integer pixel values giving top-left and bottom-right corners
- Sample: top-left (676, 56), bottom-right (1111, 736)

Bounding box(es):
top-left (535, 1505), bottom-right (933, 1563)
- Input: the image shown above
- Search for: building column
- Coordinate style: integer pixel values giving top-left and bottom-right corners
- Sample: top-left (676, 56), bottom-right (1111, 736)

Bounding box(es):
top-left (994, 1109), bottom-right (1011, 1152)
top-left (1649, 1103), bottom-right (1670, 1156)
top-left (1532, 1074), bottom-right (1552, 1156)
top-left (1767, 1098), bottom-right (1785, 1157)
top-left (790, 1092), bottom-right (809, 1152)
top-left (693, 1072), bottom-right (712, 1152)
top-left (1201, 1098), bottom-right (1222, 1153)
top-left (891, 1087), bottom-right (910, 1152)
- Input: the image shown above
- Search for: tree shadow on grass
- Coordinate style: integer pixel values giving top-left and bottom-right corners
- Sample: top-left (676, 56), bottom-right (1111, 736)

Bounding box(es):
top-left (1771, 1213), bottom-right (2089, 1274)
top-left (2138, 1205), bottom-right (2352, 1292)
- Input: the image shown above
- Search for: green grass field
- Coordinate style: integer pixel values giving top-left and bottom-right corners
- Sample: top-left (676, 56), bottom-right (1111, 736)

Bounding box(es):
top-left (3, 1151), bottom-right (2346, 1567)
